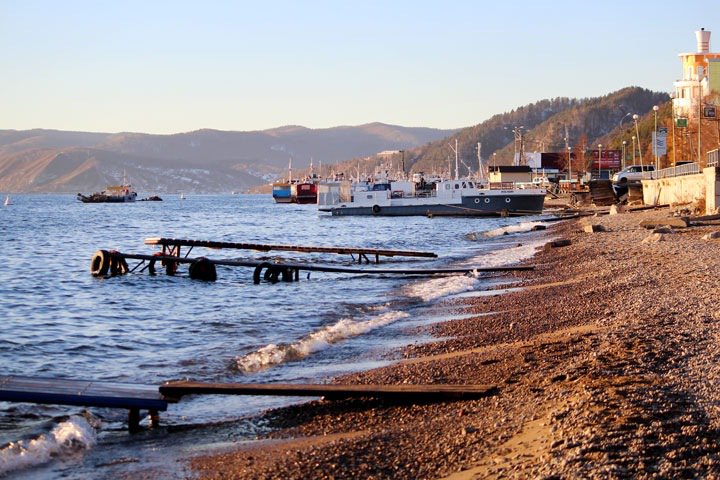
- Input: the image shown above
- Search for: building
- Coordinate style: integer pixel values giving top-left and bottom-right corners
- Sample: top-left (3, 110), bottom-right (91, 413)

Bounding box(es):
top-left (673, 28), bottom-right (720, 120)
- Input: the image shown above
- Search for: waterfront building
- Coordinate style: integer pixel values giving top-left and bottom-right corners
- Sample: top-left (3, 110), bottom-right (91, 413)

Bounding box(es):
top-left (673, 28), bottom-right (720, 120)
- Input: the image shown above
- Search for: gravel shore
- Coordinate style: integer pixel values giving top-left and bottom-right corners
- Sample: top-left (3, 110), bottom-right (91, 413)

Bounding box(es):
top-left (190, 206), bottom-right (720, 479)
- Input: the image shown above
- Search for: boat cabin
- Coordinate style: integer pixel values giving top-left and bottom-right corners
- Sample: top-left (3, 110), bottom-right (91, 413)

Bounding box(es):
top-left (488, 165), bottom-right (533, 184)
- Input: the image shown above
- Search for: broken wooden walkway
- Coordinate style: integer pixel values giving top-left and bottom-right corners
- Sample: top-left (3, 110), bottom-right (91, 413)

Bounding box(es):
top-left (159, 381), bottom-right (498, 401)
top-left (0, 375), bottom-right (498, 432)
top-left (144, 237), bottom-right (437, 264)
top-left (0, 375), bottom-right (173, 432)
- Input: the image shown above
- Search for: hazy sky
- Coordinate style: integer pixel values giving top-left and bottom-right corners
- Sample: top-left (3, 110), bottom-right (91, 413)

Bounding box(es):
top-left (2, 0), bottom-right (718, 134)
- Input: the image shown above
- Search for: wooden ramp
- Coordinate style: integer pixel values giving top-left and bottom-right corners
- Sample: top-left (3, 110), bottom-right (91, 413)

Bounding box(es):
top-left (0, 375), bottom-right (173, 432)
top-left (144, 237), bottom-right (437, 264)
top-left (160, 381), bottom-right (498, 402)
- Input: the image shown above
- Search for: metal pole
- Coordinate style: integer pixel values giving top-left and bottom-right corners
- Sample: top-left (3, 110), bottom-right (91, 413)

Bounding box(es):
top-left (597, 144), bottom-right (602, 179)
top-left (698, 80), bottom-right (702, 163)
top-left (632, 136), bottom-right (636, 163)
top-left (633, 114), bottom-right (642, 164)
top-left (653, 105), bottom-right (659, 170)
top-left (622, 141), bottom-right (627, 170)
top-left (672, 107), bottom-right (676, 166)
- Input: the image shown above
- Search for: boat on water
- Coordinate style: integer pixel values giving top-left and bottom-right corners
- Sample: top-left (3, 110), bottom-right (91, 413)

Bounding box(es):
top-left (3, 195), bottom-right (10, 206)
top-left (272, 181), bottom-right (293, 203)
top-left (317, 175), bottom-right (545, 216)
top-left (77, 184), bottom-right (137, 203)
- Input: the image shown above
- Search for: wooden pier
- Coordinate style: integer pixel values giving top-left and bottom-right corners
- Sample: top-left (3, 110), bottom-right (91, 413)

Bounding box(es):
top-left (90, 249), bottom-right (533, 283)
top-left (144, 237), bottom-right (438, 264)
top-left (0, 375), bottom-right (174, 432)
top-left (0, 375), bottom-right (498, 432)
top-left (160, 381), bottom-right (498, 402)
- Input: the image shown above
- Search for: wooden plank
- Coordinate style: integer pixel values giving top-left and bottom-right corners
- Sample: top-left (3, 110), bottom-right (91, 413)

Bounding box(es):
top-left (0, 376), bottom-right (170, 411)
top-left (144, 237), bottom-right (437, 259)
top-left (159, 382), bottom-right (498, 402)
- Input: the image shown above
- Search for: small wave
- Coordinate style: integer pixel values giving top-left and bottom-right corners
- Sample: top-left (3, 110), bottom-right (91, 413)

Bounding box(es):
top-left (471, 221), bottom-right (545, 239)
top-left (0, 414), bottom-right (98, 476)
top-left (401, 274), bottom-right (480, 303)
top-left (236, 310), bottom-right (410, 372)
top-left (403, 237), bottom-right (548, 302)
top-left (461, 238), bottom-right (546, 269)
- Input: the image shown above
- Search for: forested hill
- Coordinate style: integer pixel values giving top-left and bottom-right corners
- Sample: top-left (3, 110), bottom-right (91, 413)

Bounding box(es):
top-left (337, 87), bottom-right (671, 177)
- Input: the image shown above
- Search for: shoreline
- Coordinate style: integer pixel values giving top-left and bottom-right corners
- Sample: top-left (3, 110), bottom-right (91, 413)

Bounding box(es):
top-left (189, 207), bottom-right (720, 478)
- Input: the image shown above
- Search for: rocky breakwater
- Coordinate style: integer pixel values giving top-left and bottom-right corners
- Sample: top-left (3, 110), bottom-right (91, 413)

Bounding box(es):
top-left (190, 207), bottom-right (720, 479)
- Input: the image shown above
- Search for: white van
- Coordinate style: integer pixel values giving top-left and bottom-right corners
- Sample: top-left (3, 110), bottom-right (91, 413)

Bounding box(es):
top-left (611, 165), bottom-right (655, 184)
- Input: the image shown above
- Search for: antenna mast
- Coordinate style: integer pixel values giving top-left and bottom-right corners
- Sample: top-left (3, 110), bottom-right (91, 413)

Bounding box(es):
top-left (448, 139), bottom-right (459, 179)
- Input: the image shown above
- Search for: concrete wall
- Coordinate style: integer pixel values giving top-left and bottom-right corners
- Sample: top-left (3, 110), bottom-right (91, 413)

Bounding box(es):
top-left (642, 167), bottom-right (720, 213)
top-left (706, 167), bottom-right (720, 213)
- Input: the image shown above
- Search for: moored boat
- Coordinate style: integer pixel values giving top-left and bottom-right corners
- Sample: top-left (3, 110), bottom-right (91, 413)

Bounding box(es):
top-left (272, 181), bottom-right (293, 203)
top-left (317, 176), bottom-right (545, 216)
top-left (77, 184), bottom-right (137, 203)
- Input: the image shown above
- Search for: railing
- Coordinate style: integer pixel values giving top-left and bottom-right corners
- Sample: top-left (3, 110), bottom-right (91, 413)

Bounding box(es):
top-left (709, 149), bottom-right (719, 167)
top-left (489, 182), bottom-right (516, 190)
top-left (642, 162), bottom-right (701, 180)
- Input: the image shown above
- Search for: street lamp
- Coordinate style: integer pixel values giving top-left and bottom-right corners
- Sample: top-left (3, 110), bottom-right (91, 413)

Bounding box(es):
top-left (632, 135), bottom-right (636, 163)
top-left (567, 146), bottom-right (573, 183)
top-left (598, 144), bottom-right (602, 179)
top-left (653, 105), bottom-right (659, 171)
top-left (633, 114), bottom-right (643, 164)
top-left (622, 141), bottom-right (627, 169)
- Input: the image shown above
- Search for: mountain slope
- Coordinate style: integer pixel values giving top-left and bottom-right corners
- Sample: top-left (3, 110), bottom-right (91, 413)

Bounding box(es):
top-left (0, 123), bottom-right (455, 193)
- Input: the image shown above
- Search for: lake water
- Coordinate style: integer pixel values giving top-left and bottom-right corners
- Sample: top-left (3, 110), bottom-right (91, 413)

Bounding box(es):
top-left (0, 194), bottom-right (551, 478)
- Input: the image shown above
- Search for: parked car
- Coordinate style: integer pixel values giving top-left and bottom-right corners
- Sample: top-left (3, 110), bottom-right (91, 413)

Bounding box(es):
top-left (611, 165), bottom-right (655, 184)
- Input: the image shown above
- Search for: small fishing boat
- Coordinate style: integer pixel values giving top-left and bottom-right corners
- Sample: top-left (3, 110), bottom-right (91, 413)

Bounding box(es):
top-left (77, 184), bottom-right (137, 203)
top-left (317, 175), bottom-right (545, 216)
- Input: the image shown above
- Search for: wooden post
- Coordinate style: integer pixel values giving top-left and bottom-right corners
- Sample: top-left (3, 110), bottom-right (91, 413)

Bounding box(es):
top-left (128, 408), bottom-right (141, 433)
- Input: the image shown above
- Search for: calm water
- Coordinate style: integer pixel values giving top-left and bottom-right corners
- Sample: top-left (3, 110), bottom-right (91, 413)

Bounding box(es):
top-left (0, 194), bottom-right (550, 478)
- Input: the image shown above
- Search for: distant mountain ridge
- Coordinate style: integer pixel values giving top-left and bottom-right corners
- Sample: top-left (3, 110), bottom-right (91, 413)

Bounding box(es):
top-left (0, 88), bottom-right (672, 194)
top-left (0, 123), bottom-right (456, 194)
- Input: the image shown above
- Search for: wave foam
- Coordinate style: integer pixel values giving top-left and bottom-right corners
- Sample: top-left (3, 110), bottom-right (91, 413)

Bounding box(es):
top-left (403, 237), bottom-right (548, 302)
top-left (236, 310), bottom-right (410, 372)
top-left (402, 274), bottom-right (480, 302)
top-left (477, 221), bottom-right (545, 239)
top-left (461, 238), bottom-right (546, 269)
top-left (0, 414), bottom-right (98, 476)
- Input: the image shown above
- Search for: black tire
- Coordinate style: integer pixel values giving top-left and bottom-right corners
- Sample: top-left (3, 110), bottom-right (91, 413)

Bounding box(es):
top-left (253, 262), bottom-right (272, 284)
top-left (90, 250), bottom-right (110, 276)
top-left (372, 205), bottom-right (381, 214)
top-left (620, 177), bottom-right (628, 184)
top-left (189, 257), bottom-right (217, 281)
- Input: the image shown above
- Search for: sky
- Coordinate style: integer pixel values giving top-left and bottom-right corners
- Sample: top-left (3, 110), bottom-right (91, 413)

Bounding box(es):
top-left (1, 0), bottom-right (719, 134)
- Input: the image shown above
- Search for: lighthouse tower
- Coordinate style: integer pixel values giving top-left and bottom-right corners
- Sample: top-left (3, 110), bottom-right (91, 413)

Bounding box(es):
top-left (673, 28), bottom-right (720, 119)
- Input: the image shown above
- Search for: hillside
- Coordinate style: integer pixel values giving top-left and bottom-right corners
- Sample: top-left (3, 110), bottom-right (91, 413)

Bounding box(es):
top-left (0, 88), bottom-right (675, 194)
top-left (0, 124), bottom-right (455, 194)
top-left (334, 87), bottom-right (671, 178)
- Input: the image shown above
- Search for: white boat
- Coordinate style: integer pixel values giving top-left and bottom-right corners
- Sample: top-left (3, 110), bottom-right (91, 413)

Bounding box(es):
top-left (180, 192), bottom-right (186, 200)
top-left (317, 176), bottom-right (545, 217)
top-left (3, 195), bottom-right (10, 206)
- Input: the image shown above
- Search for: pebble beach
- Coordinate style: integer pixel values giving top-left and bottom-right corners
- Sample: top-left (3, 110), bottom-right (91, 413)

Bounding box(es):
top-left (188, 206), bottom-right (720, 479)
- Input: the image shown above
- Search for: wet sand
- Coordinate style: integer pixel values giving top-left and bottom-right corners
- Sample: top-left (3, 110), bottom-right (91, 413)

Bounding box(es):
top-left (189, 206), bottom-right (720, 479)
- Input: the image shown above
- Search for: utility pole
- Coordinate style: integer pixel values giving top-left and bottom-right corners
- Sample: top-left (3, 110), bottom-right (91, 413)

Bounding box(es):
top-left (564, 125), bottom-right (571, 182)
